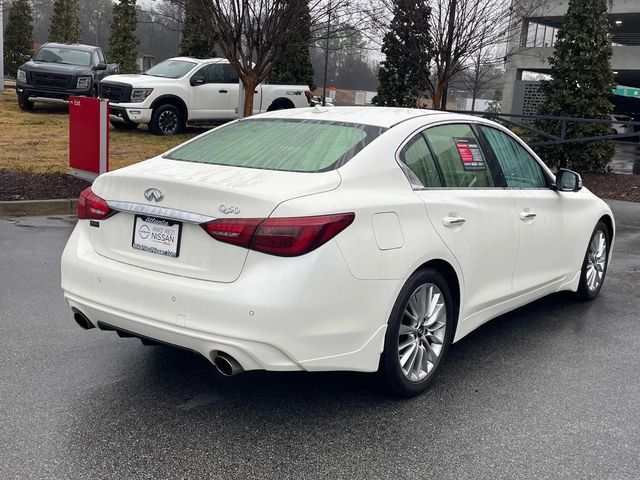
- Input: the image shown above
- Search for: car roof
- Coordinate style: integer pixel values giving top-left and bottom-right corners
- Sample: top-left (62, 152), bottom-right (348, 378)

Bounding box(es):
top-left (42, 42), bottom-right (98, 52)
top-left (253, 106), bottom-right (457, 129)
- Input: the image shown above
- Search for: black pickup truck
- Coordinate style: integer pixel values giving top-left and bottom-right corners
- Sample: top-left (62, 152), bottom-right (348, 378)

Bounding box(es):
top-left (15, 43), bottom-right (119, 111)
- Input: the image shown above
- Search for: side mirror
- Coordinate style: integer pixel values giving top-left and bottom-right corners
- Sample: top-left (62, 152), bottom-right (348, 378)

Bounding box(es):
top-left (190, 76), bottom-right (205, 86)
top-left (555, 168), bottom-right (583, 192)
top-left (22, 54), bottom-right (32, 62)
top-left (94, 63), bottom-right (107, 71)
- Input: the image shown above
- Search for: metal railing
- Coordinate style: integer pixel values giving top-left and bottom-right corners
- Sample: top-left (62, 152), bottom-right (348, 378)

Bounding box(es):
top-left (446, 110), bottom-right (640, 146)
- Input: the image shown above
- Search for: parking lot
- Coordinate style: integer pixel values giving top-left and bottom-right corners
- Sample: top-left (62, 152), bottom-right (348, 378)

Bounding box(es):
top-left (1, 200), bottom-right (639, 480)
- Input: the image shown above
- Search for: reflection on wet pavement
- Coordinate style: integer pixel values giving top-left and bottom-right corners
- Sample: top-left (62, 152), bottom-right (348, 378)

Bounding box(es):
top-left (613, 141), bottom-right (640, 174)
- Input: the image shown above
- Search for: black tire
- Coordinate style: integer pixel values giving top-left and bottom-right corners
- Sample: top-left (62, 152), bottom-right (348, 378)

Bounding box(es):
top-left (18, 93), bottom-right (34, 111)
top-left (149, 104), bottom-right (184, 136)
top-left (379, 268), bottom-right (456, 397)
top-left (267, 98), bottom-right (295, 112)
top-left (110, 120), bottom-right (139, 130)
top-left (576, 221), bottom-right (611, 300)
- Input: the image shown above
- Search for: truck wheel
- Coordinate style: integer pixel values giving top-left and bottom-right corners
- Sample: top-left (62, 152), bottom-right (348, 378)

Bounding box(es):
top-left (267, 98), bottom-right (295, 111)
top-left (110, 120), bottom-right (139, 130)
top-left (149, 104), bottom-right (184, 136)
top-left (18, 93), bottom-right (34, 111)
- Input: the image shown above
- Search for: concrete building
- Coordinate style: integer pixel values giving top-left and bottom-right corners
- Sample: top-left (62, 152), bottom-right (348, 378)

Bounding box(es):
top-left (503, 0), bottom-right (640, 115)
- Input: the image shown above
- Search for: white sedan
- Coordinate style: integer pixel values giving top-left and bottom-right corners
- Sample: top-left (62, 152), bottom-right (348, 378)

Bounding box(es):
top-left (61, 107), bottom-right (614, 397)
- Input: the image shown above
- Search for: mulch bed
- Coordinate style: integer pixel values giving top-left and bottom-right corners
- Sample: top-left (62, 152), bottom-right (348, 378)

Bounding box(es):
top-left (581, 173), bottom-right (640, 203)
top-left (0, 170), bottom-right (90, 201)
top-left (0, 169), bottom-right (638, 203)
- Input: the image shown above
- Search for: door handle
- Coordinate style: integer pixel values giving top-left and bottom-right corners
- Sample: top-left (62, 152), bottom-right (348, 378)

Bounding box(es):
top-left (519, 210), bottom-right (537, 221)
top-left (443, 216), bottom-right (466, 227)
top-left (219, 89), bottom-right (228, 93)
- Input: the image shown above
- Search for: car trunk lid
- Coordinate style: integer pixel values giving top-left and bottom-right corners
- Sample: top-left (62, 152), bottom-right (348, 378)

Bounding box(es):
top-left (88, 157), bottom-right (341, 282)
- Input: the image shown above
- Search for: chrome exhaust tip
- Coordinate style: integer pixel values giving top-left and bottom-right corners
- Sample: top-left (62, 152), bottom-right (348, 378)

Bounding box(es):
top-left (72, 309), bottom-right (95, 330)
top-left (212, 352), bottom-right (244, 377)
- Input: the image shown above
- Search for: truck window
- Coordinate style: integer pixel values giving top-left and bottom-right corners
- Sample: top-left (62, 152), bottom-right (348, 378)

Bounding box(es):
top-left (195, 64), bottom-right (225, 84)
top-left (223, 64), bottom-right (239, 83)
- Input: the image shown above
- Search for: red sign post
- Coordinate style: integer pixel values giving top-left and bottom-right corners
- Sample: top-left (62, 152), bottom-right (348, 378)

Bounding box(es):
top-left (69, 96), bottom-right (109, 181)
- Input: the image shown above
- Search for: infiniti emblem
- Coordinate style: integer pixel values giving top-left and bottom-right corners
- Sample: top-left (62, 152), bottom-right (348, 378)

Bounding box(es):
top-left (144, 188), bottom-right (164, 202)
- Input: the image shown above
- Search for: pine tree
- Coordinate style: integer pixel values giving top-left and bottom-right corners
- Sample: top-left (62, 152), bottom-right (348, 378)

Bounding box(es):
top-left (108, 0), bottom-right (139, 74)
top-left (373, 0), bottom-right (432, 108)
top-left (536, 0), bottom-right (615, 172)
top-left (179, 0), bottom-right (216, 59)
top-left (3, 0), bottom-right (34, 78)
top-left (269, 2), bottom-right (314, 90)
top-left (49, 0), bottom-right (82, 43)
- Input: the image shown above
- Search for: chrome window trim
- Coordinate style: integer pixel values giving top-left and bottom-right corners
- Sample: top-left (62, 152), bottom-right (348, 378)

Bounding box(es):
top-left (107, 201), bottom-right (215, 224)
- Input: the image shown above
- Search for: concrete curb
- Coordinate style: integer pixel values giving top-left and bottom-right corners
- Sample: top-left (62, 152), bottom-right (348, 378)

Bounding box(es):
top-left (0, 199), bottom-right (77, 217)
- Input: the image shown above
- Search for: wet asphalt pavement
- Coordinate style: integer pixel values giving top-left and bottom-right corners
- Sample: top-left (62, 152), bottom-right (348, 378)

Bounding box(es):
top-left (613, 141), bottom-right (640, 175)
top-left (1, 200), bottom-right (639, 480)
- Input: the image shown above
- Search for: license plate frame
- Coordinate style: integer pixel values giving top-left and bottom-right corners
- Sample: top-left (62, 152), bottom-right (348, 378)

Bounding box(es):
top-left (131, 215), bottom-right (182, 258)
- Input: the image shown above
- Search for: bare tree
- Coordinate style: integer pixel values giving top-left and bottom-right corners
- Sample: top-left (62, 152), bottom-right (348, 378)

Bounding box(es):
top-left (178, 0), bottom-right (352, 117)
top-left (365, 0), bottom-right (546, 109)
top-left (459, 46), bottom-right (503, 111)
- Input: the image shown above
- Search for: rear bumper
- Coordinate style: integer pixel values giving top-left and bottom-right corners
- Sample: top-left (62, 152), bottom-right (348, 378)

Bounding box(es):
top-left (61, 221), bottom-right (396, 372)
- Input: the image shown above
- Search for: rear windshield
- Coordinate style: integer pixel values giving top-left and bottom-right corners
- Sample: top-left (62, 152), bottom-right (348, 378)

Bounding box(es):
top-left (165, 119), bottom-right (386, 172)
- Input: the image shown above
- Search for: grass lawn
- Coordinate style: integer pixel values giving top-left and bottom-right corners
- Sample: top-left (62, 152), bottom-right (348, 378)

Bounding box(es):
top-left (0, 90), bottom-right (207, 174)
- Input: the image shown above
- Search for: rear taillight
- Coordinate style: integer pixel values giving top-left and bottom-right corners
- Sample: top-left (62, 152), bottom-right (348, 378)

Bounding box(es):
top-left (77, 187), bottom-right (113, 220)
top-left (304, 90), bottom-right (313, 104)
top-left (200, 218), bottom-right (262, 248)
top-left (200, 213), bottom-right (355, 257)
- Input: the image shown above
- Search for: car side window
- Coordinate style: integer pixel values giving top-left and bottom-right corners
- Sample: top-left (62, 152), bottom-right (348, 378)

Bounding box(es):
top-left (481, 127), bottom-right (547, 188)
top-left (92, 51), bottom-right (100, 66)
top-left (423, 124), bottom-right (495, 188)
top-left (399, 135), bottom-right (442, 188)
top-left (198, 64), bottom-right (225, 84)
top-left (97, 49), bottom-right (106, 64)
top-left (223, 64), bottom-right (239, 83)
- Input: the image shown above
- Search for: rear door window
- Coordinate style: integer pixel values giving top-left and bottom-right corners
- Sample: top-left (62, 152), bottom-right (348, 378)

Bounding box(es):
top-left (423, 124), bottom-right (495, 188)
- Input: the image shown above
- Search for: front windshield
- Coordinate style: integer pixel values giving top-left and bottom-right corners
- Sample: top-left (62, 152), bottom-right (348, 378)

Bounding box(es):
top-left (145, 60), bottom-right (197, 79)
top-left (33, 47), bottom-right (92, 67)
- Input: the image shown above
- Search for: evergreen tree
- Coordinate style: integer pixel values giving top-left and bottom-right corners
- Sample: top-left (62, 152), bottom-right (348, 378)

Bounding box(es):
top-left (108, 0), bottom-right (139, 74)
top-left (269, 2), bottom-right (314, 90)
top-left (373, 0), bottom-right (432, 108)
top-left (536, 0), bottom-right (615, 172)
top-left (4, 0), bottom-right (34, 78)
top-left (179, 0), bottom-right (216, 59)
top-left (49, 0), bottom-right (82, 43)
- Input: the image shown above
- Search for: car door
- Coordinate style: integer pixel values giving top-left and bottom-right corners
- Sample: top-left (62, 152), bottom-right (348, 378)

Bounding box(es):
top-left (479, 125), bottom-right (579, 295)
top-left (188, 63), bottom-right (236, 120)
top-left (402, 123), bottom-right (519, 319)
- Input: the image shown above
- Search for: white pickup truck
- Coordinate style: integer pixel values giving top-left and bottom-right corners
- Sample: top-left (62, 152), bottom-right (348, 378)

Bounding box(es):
top-left (99, 57), bottom-right (312, 135)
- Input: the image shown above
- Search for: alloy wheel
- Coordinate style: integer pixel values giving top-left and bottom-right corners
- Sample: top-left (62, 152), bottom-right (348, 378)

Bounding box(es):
top-left (397, 283), bottom-right (447, 382)
top-left (158, 110), bottom-right (178, 135)
top-left (586, 229), bottom-right (607, 291)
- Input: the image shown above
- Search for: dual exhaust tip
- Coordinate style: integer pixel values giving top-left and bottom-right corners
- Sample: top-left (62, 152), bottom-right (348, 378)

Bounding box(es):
top-left (72, 309), bottom-right (244, 376)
